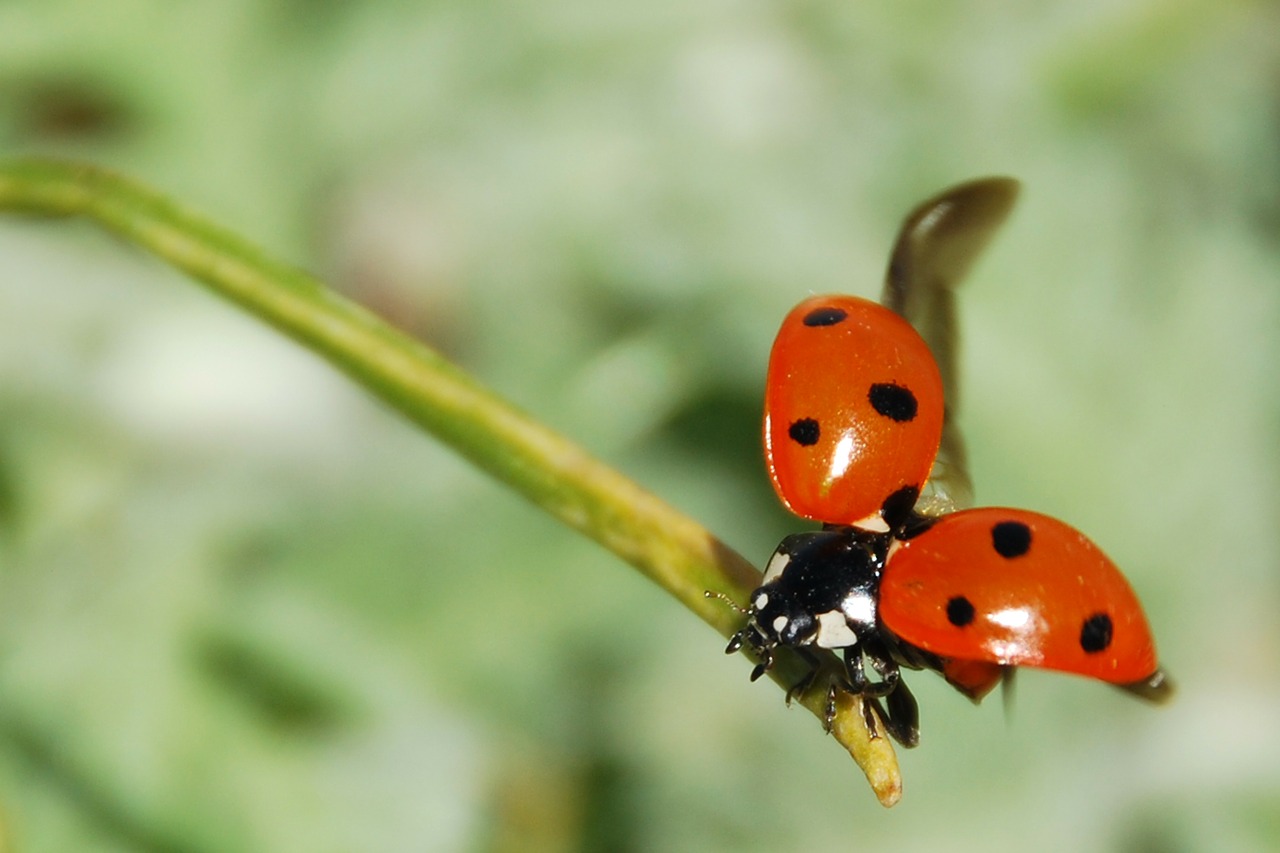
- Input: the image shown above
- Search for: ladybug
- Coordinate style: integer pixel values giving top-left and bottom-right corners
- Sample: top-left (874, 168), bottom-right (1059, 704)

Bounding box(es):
top-left (722, 178), bottom-right (1171, 746)
top-left (728, 511), bottom-right (1171, 745)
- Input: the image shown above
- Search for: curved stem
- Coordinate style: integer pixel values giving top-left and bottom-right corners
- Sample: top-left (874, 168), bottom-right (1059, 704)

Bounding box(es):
top-left (0, 158), bottom-right (902, 806)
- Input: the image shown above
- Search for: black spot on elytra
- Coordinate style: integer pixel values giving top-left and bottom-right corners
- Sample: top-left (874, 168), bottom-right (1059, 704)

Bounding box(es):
top-left (868, 383), bottom-right (917, 422)
top-left (803, 306), bottom-right (847, 326)
top-left (788, 418), bottom-right (820, 446)
top-left (991, 521), bottom-right (1032, 558)
top-left (1080, 613), bottom-right (1113, 653)
top-left (946, 596), bottom-right (976, 627)
top-left (880, 485), bottom-right (920, 531)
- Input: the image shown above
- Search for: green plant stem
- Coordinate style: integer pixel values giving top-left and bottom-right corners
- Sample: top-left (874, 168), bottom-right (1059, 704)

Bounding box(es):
top-left (0, 158), bottom-right (902, 806)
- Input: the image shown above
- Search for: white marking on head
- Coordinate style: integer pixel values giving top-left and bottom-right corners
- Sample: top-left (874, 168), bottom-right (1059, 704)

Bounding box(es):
top-left (762, 551), bottom-right (791, 584)
top-left (753, 592), bottom-right (769, 610)
top-left (815, 610), bottom-right (859, 649)
top-left (771, 615), bottom-right (789, 634)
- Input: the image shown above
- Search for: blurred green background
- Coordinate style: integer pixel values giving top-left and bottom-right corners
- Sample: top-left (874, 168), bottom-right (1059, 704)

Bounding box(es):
top-left (2, 1), bottom-right (1278, 851)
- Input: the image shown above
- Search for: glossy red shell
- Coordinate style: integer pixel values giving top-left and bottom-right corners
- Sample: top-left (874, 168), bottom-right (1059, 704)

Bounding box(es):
top-left (880, 508), bottom-right (1160, 684)
top-left (938, 659), bottom-right (1005, 702)
top-left (764, 295), bottom-right (945, 530)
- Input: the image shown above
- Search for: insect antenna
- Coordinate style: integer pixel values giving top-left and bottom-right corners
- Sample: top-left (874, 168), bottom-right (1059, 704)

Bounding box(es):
top-left (703, 589), bottom-right (750, 615)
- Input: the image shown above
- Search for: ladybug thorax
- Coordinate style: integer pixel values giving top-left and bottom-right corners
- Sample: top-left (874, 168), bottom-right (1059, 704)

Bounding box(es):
top-left (748, 528), bottom-right (888, 651)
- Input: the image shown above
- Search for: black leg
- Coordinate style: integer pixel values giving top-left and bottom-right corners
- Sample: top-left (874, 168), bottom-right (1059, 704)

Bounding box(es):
top-left (784, 647), bottom-right (823, 705)
top-left (860, 694), bottom-right (882, 737)
top-left (829, 650), bottom-right (889, 738)
top-left (878, 678), bottom-right (920, 748)
top-left (822, 683), bottom-right (887, 739)
top-left (863, 650), bottom-right (901, 699)
top-left (842, 647), bottom-right (899, 698)
top-left (865, 644), bottom-right (918, 747)
top-left (749, 645), bottom-right (773, 681)
top-left (832, 646), bottom-right (919, 747)
top-left (842, 647), bottom-right (868, 692)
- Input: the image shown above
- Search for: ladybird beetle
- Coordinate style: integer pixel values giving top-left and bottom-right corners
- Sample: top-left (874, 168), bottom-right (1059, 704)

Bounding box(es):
top-left (723, 178), bottom-right (1171, 746)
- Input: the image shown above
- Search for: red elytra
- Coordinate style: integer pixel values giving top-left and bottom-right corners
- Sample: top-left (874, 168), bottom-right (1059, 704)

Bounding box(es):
top-left (764, 294), bottom-right (945, 532)
top-left (881, 507), bottom-right (1160, 690)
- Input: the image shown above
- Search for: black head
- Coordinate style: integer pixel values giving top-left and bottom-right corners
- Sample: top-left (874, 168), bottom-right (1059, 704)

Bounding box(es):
top-left (726, 527), bottom-right (890, 678)
top-left (749, 585), bottom-right (819, 648)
